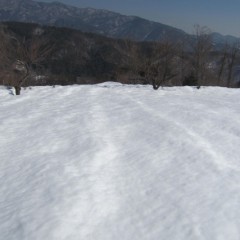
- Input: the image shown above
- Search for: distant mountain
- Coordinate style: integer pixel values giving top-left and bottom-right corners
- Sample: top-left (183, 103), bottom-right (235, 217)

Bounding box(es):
top-left (0, 0), bottom-right (188, 42)
top-left (211, 32), bottom-right (240, 49)
top-left (0, 0), bottom-right (239, 46)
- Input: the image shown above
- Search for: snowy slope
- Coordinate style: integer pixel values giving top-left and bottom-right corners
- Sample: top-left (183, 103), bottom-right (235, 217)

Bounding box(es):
top-left (0, 83), bottom-right (240, 240)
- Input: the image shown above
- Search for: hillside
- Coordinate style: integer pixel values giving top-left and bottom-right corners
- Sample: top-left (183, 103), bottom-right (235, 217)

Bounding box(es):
top-left (1, 21), bottom-right (240, 89)
top-left (0, 0), bottom-right (239, 46)
top-left (0, 21), bottom-right (143, 85)
top-left (0, 0), bottom-right (188, 42)
top-left (1, 83), bottom-right (240, 239)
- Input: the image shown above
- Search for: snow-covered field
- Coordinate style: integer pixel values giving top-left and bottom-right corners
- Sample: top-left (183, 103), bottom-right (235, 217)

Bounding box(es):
top-left (1, 83), bottom-right (240, 240)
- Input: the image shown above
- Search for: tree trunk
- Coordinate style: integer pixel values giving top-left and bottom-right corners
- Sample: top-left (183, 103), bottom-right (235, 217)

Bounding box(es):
top-left (152, 79), bottom-right (160, 90)
top-left (217, 52), bottom-right (227, 86)
top-left (14, 86), bottom-right (21, 95)
top-left (227, 62), bottom-right (234, 88)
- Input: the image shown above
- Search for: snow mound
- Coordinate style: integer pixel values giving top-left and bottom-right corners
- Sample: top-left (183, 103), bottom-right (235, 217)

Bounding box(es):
top-left (1, 84), bottom-right (240, 240)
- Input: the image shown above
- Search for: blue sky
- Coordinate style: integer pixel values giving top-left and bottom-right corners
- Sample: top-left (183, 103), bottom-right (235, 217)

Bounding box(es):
top-left (40, 0), bottom-right (240, 37)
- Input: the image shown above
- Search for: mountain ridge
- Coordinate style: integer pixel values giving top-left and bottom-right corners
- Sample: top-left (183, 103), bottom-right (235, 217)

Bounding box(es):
top-left (0, 0), bottom-right (191, 42)
top-left (0, 0), bottom-right (239, 45)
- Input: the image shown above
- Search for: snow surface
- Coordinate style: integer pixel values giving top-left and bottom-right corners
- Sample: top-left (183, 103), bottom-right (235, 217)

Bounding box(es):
top-left (1, 83), bottom-right (240, 240)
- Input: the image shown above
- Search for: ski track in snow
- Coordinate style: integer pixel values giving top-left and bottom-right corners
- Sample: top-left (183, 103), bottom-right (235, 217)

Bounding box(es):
top-left (0, 84), bottom-right (240, 240)
top-left (125, 92), bottom-right (240, 172)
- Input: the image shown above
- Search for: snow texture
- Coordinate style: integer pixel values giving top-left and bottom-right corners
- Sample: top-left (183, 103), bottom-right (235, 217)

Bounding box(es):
top-left (1, 83), bottom-right (240, 240)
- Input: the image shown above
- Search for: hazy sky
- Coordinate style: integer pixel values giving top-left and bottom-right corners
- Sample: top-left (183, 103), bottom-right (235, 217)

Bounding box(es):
top-left (40, 0), bottom-right (240, 37)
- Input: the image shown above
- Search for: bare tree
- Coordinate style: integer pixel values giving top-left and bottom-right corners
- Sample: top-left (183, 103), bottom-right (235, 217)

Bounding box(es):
top-left (115, 39), bottom-right (144, 84)
top-left (191, 25), bottom-right (212, 86)
top-left (215, 42), bottom-right (240, 87)
top-left (217, 43), bottom-right (228, 86)
top-left (0, 25), bottom-right (53, 95)
top-left (139, 41), bottom-right (178, 90)
top-left (226, 43), bottom-right (239, 87)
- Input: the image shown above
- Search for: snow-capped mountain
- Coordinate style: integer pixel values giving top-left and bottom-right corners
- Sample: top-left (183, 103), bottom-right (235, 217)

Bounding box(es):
top-left (0, 0), bottom-right (239, 45)
top-left (0, 0), bottom-right (189, 41)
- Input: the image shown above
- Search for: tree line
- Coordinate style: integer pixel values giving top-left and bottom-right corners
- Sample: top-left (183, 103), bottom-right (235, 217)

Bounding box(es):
top-left (123, 25), bottom-right (240, 89)
top-left (0, 22), bottom-right (239, 95)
